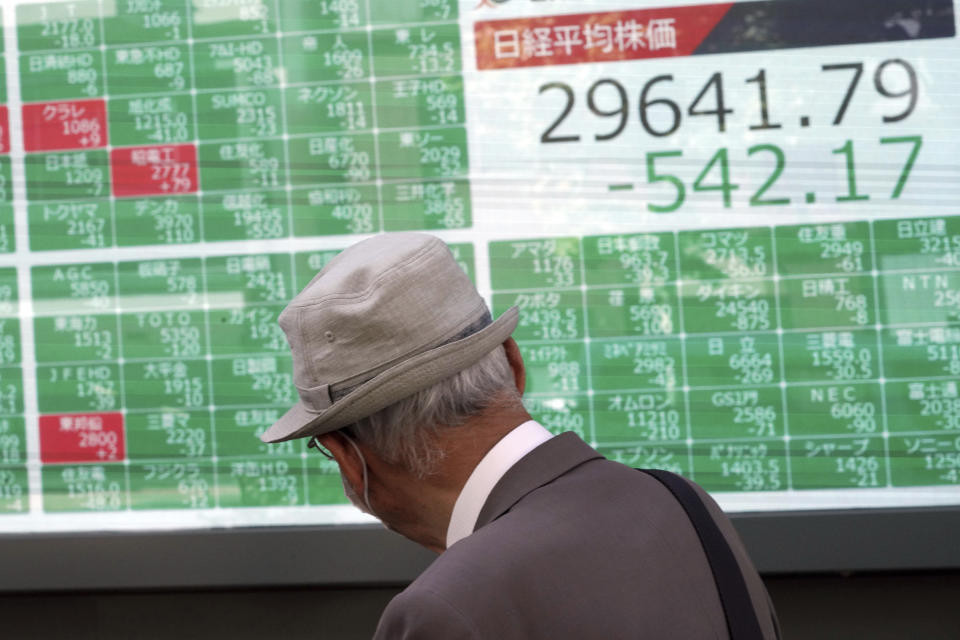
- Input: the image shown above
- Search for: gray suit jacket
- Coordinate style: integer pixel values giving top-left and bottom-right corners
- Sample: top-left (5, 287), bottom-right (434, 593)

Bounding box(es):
top-left (374, 433), bottom-right (779, 639)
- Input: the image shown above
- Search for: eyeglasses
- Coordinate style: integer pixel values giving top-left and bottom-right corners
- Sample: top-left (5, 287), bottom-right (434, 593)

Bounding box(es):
top-left (307, 436), bottom-right (334, 460)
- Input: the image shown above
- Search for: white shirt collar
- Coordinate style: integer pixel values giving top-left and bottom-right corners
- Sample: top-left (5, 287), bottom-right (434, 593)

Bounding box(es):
top-left (445, 420), bottom-right (554, 549)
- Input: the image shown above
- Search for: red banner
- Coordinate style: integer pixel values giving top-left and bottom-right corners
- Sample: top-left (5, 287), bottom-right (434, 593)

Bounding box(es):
top-left (475, 4), bottom-right (733, 70)
top-left (39, 413), bottom-right (125, 464)
top-left (0, 106), bottom-right (9, 154)
top-left (111, 144), bottom-right (198, 197)
top-left (22, 99), bottom-right (108, 152)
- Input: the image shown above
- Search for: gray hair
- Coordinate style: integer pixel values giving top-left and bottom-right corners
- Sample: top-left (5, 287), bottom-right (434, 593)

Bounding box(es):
top-left (339, 341), bottom-right (520, 478)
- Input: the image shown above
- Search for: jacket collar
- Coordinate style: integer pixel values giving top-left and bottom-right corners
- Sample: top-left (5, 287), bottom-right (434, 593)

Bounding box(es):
top-left (473, 432), bottom-right (602, 532)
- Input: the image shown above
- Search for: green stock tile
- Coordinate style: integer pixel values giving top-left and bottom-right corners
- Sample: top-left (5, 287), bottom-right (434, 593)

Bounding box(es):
top-left (589, 338), bottom-right (682, 392)
top-left (281, 31), bottom-right (370, 84)
top-left (208, 305), bottom-right (287, 356)
top-left (285, 82), bottom-right (373, 136)
top-left (206, 253), bottom-right (293, 306)
top-left (16, 2), bottom-right (101, 52)
top-left (294, 249), bottom-right (342, 290)
top-left (378, 128), bottom-right (468, 181)
top-left (790, 436), bottom-right (887, 489)
top-left (129, 460), bottom-right (215, 510)
top-left (679, 279), bottom-right (776, 334)
top-left (524, 394), bottom-right (590, 441)
top-left (291, 184), bottom-right (378, 236)
top-left (37, 364), bottom-right (117, 413)
top-left (210, 355), bottom-right (295, 407)
top-left (123, 359), bottom-right (209, 409)
top-left (120, 310), bottom-right (207, 360)
top-left (116, 257), bottom-right (203, 311)
top-left (883, 326), bottom-right (960, 379)
top-left (593, 390), bottom-right (684, 445)
top-left (105, 43), bottom-right (192, 95)
top-left (692, 439), bottom-right (787, 492)
top-left (115, 195), bottom-right (201, 246)
top-left (779, 275), bottom-right (874, 329)
top-left (277, 1), bottom-right (367, 31)
top-left (375, 76), bottom-right (465, 130)
top-left (369, 0), bottom-right (458, 24)
top-left (0, 418), bottom-right (26, 465)
top-left (878, 271), bottom-right (960, 325)
top-left (25, 150), bottom-right (109, 201)
top-left (192, 36), bottom-right (280, 90)
top-left (885, 380), bottom-right (960, 433)
top-left (0, 369), bottom-right (19, 414)
top-left (0, 319), bottom-right (20, 368)
top-left (888, 434), bottom-right (960, 486)
top-left (34, 314), bottom-right (117, 363)
top-left (31, 262), bottom-right (116, 316)
top-left (585, 285), bottom-right (678, 339)
top-left (677, 227), bottom-right (772, 281)
top-left (598, 442), bottom-right (688, 475)
top-left (42, 463), bottom-right (127, 512)
top-left (489, 238), bottom-right (581, 291)
top-left (288, 133), bottom-right (377, 186)
top-left (198, 138), bottom-right (286, 192)
top-left (381, 179), bottom-right (471, 231)
top-left (124, 359), bottom-right (209, 410)
top-left (108, 94), bottom-right (195, 147)
top-left (216, 456), bottom-right (305, 508)
top-left (0, 268), bottom-right (17, 308)
top-left (195, 88), bottom-right (282, 140)
top-left (0, 160), bottom-right (11, 251)
top-left (201, 190), bottom-right (289, 241)
top-left (213, 407), bottom-right (300, 457)
top-left (28, 200), bottom-right (112, 250)
top-left (0, 206), bottom-right (13, 254)
top-left (781, 330), bottom-right (878, 384)
top-left (126, 410), bottom-right (212, 459)
top-left (688, 387), bottom-right (784, 439)
top-left (583, 233), bottom-right (675, 287)
top-left (371, 23), bottom-right (460, 78)
top-left (190, 0), bottom-right (277, 39)
top-left (521, 342), bottom-right (587, 395)
top-left (306, 455), bottom-right (350, 506)
top-left (19, 50), bottom-right (103, 101)
top-left (493, 289), bottom-right (584, 342)
top-left (774, 221), bottom-right (872, 276)
top-left (873, 216), bottom-right (960, 272)
top-left (0, 466), bottom-right (28, 513)
top-left (685, 333), bottom-right (780, 388)
top-left (0, 157), bottom-right (12, 203)
top-left (785, 383), bottom-right (883, 437)
top-left (103, 0), bottom-right (188, 45)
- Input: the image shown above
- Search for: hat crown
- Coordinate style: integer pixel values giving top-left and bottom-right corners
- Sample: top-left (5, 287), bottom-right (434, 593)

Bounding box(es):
top-left (279, 234), bottom-right (486, 399)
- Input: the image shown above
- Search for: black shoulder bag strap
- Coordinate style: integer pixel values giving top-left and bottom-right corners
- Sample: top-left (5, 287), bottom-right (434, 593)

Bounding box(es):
top-left (638, 468), bottom-right (766, 640)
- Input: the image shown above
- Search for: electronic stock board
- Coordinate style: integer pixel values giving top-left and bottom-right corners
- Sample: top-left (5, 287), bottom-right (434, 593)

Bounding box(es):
top-left (0, 0), bottom-right (958, 544)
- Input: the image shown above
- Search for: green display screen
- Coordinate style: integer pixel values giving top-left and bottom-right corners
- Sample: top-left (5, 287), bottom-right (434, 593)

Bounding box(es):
top-left (0, 0), bottom-right (958, 533)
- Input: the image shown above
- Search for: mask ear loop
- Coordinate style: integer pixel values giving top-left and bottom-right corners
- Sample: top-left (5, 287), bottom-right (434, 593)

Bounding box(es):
top-left (342, 434), bottom-right (374, 514)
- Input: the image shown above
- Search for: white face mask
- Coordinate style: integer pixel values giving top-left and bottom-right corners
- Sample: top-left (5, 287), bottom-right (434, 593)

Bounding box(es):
top-left (341, 434), bottom-right (376, 516)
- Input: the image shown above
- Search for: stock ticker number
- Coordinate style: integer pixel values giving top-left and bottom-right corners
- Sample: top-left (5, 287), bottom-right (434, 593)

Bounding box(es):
top-left (538, 60), bottom-right (922, 212)
top-left (538, 59), bottom-right (919, 141)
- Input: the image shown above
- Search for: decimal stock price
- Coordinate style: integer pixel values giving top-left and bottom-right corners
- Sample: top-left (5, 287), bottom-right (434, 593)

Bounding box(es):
top-left (538, 59), bottom-right (918, 142)
top-left (640, 136), bottom-right (922, 213)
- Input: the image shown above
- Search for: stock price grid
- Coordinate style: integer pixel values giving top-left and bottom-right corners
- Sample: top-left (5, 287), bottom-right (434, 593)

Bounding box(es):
top-left (0, 0), bottom-right (958, 534)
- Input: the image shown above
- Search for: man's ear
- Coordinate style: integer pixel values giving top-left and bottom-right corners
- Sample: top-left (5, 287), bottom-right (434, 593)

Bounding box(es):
top-left (503, 337), bottom-right (526, 394)
top-left (316, 431), bottom-right (365, 491)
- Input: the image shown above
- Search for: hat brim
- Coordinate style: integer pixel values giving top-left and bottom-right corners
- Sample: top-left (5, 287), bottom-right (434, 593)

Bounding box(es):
top-left (261, 307), bottom-right (520, 443)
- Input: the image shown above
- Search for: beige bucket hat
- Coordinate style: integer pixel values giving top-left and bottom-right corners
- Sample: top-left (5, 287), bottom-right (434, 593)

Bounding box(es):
top-left (261, 233), bottom-right (519, 443)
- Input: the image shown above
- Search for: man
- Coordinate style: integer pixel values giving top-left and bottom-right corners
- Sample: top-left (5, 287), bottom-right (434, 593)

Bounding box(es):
top-left (261, 232), bottom-right (780, 638)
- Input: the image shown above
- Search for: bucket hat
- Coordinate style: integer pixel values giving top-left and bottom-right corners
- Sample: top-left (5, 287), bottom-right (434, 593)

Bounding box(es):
top-left (261, 233), bottom-right (519, 443)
